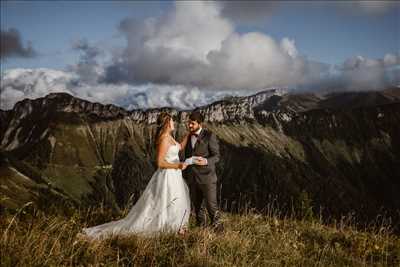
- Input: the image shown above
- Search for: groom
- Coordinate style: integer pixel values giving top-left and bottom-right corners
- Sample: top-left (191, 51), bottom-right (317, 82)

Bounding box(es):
top-left (181, 110), bottom-right (223, 231)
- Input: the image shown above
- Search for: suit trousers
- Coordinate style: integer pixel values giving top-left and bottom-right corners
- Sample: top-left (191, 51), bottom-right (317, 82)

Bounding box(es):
top-left (188, 180), bottom-right (219, 225)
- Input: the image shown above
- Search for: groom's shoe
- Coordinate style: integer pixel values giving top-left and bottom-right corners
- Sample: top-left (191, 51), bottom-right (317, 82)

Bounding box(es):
top-left (195, 210), bottom-right (208, 227)
top-left (211, 220), bottom-right (224, 233)
top-left (210, 212), bottom-right (224, 233)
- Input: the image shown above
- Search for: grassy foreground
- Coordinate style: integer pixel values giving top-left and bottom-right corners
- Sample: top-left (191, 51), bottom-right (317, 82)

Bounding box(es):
top-left (1, 202), bottom-right (399, 267)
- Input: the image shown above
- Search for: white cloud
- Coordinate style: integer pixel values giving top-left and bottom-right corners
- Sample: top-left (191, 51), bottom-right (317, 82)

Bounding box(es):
top-left (383, 53), bottom-right (400, 67)
top-left (340, 56), bottom-right (386, 90)
top-left (302, 53), bottom-right (400, 92)
top-left (202, 32), bottom-right (310, 89)
top-left (103, 1), bottom-right (324, 91)
top-left (106, 1), bottom-right (398, 92)
top-left (0, 68), bottom-right (75, 109)
top-left (0, 68), bottom-right (252, 111)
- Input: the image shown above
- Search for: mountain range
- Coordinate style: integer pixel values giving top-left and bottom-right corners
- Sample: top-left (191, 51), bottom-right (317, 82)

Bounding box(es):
top-left (1, 87), bottom-right (399, 227)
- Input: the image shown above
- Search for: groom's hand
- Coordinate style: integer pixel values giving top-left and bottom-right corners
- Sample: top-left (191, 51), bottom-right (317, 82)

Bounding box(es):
top-left (194, 157), bottom-right (208, 166)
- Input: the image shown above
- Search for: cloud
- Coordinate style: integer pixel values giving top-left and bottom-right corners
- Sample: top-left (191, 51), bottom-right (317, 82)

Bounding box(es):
top-left (0, 68), bottom-right (75, 110)
top-left (215, 1), bottom-right (398, 26)
top-left (383, 53), bottom-right (400, 67)
top-left (343, 54), bottom-right (400, 89)
top-left (102, 1), bottom-right (325, 91)
top-left (334, 1), bottom-right (399, 16)
top-left (0, 68), bottom-right (253, 111)
top-left (72, 39), bottom-right (103, 62)
top-left (67, 39), bottom-right (105, 84)
top-left (300, 53), bottom-right (400, 92)
top-left (201, 33), bottom-right (312, 89)
top-left (115, 84), bottom-right (248, 111)
top-left (218, 1), bottom-right (399, 21)
top-left (103, 1), bottom-right (233, 85)
top-left (1, 54), bottom-right (397, 111)
top-left (218, 1), bottom-right (278, 24)
top-left (0, 28), bottom-right (37, 59)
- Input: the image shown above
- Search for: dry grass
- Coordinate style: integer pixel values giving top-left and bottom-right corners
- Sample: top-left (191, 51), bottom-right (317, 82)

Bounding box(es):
top-left (1, 202), bottom-right (399, 267)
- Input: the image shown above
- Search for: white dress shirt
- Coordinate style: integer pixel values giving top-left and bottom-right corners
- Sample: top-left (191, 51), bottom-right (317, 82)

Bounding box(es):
top-left (191, 127), bottom-right (202, 148)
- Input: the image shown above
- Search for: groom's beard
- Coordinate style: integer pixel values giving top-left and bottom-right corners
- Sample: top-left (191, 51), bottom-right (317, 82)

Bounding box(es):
top-left (190, 126), bottom-right (200, 134)
top-left (189, 125), bottom-right (200, 134)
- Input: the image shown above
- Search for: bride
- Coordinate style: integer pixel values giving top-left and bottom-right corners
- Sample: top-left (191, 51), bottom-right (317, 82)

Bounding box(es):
top-left (78, 112), bottom-right (191, 240)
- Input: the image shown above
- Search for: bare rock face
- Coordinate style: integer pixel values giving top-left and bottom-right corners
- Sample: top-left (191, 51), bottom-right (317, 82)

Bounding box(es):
top-left (0, 110), bottom-right (12, 143)
top-left (199, 88), bottom-right (288, 123)
top-left (1, 87), bottom-right (400, 226)
top-left (28, 92), bottom-right (129, 119)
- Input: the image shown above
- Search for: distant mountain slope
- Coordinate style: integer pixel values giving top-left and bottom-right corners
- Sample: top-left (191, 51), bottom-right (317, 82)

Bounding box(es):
top-left (1, 88), bottom-right (399, 226)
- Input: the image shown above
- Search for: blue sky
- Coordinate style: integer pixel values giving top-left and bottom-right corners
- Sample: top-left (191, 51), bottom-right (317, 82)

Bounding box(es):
top-left (1, 1), bottom-right (398, 70)
top-left (1, 1), bottom-right (172, 69)
top-left (247, 2), bottom-right (399, 64)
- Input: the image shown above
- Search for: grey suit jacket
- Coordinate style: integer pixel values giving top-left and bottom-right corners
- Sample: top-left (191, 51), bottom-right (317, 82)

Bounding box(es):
top-left (181, 128), bottom-right (220, 184)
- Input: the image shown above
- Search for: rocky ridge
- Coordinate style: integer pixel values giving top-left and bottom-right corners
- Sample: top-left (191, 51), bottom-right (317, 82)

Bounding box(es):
top-left (1, 87), bottom-right (399, 227)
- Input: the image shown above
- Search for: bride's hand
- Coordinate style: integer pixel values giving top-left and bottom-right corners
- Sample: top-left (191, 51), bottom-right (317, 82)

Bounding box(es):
top-left (182, 163), bottom-right (188, 170)
top-left (178, 163), bottom-right (188, 170)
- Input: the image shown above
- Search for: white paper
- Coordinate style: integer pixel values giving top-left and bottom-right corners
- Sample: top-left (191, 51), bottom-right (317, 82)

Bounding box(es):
top-left (184, 157), bottom-right (193, 165)
top-left (184, 156), bottom-right (203, 165)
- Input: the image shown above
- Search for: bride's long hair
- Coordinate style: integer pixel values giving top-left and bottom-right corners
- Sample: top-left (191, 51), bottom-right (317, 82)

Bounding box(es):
top-left (154, 112), bottom-right (172, 148)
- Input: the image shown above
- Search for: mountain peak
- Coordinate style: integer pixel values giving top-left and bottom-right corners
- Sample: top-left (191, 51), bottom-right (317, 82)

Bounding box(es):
top-left (8, 91), bottom-right (129, 123)
top-left (45, 92), bottom-right (76, 100)
top-left (4, 87), bottom-right (400, 126)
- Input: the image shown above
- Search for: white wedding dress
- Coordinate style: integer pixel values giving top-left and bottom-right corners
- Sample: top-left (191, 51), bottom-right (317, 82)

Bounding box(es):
top-left (81, 142), bottom-right (191, 239)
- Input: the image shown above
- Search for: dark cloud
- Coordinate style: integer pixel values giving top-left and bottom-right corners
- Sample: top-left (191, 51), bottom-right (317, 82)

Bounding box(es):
top-left (218, 1), bottom-right (398, 25)
top-left (67, 39), bottom-right (104, 84)
top-left (72, 38), bottom-right (102, 63)
top-left (333, 1), bottom-right (400, 16)
top-left (218, 1), bottom-right (278, 24)
top-left (0, 28), bottom-right (37, 59)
